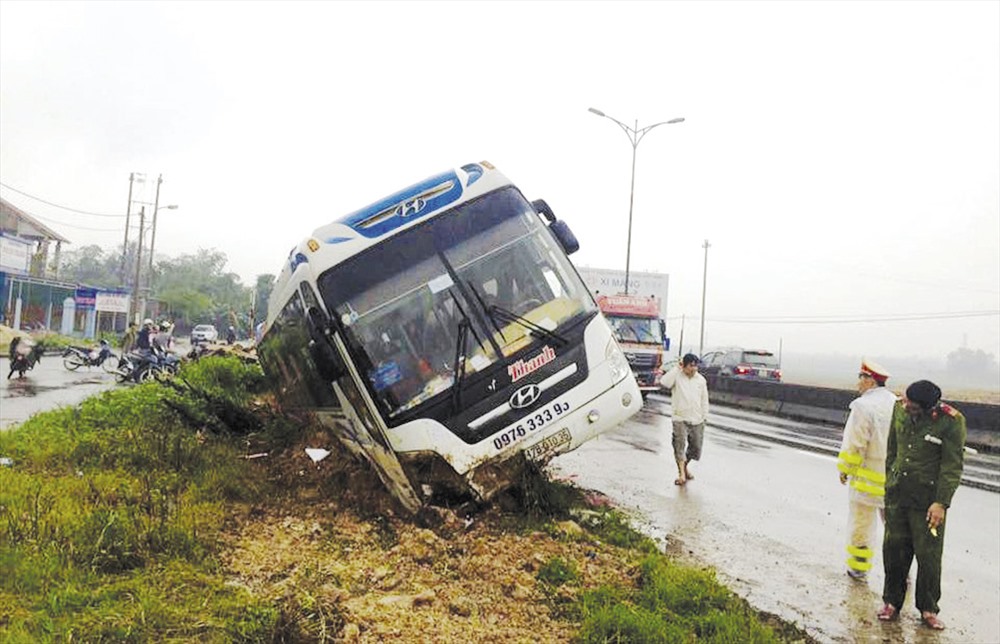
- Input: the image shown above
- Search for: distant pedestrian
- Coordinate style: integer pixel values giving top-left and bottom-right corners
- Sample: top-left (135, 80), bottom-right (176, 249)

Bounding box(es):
top-left (877, 380), bottom-right (966, 630)
top-left (659, 353), bottom-right (709, 486)
top-left (121, 322), bottom-right (138, 354)
top-left (226, 325), bottom-right (236, 344)
top-left (837, 359), bottom-right (896, 580)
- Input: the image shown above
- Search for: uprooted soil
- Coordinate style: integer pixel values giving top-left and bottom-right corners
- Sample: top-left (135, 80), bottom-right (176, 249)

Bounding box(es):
top-left (217, 425), bottom-right (814, 643)
top-left (219, 434), bottom-right (623, 642)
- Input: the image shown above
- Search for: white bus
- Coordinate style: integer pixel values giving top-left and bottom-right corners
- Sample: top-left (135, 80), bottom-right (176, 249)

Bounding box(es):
top-left (258, 162), bottom-right (642, 513)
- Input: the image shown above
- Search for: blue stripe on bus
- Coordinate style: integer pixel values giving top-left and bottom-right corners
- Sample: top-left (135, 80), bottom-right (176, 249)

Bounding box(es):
top-left (324, 236), bottom-right (354, 244)
top-left (336, 170), bottom-right (464, 238)
top-left (289, 252), bottom-right (309, 271)
top-left (461, 163), bottom-right (483, 185)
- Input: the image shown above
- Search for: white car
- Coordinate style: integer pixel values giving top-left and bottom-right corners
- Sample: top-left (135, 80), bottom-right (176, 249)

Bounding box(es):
top-left (191, 324), bottom-right (219, 344)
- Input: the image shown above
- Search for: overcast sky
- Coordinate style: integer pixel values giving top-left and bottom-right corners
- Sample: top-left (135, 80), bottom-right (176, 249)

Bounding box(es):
top-left (1, 0), bottom-right (997, 362)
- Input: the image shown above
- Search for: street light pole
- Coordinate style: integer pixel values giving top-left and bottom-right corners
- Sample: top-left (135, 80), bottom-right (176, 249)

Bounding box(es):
top-left (146, 202), bottom-right (177, 288)
top-left (588, 107), bottom-right (684, 295)
top-left (699, 239), bottom-right (710, 356)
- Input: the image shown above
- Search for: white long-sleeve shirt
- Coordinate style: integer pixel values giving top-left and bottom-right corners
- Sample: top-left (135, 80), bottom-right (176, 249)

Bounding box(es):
top-left (660, 366), bottom-right (710, 424)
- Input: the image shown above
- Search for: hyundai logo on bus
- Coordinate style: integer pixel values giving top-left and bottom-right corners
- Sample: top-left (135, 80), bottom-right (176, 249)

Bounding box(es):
top-left (509, 384), bottom-right (541, 410)
top-left (396, 197), bottom-right (426, 218)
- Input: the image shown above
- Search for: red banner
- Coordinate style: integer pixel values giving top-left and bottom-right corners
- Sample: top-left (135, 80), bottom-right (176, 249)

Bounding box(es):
top-left (596, 294), bottom-right (659, 317)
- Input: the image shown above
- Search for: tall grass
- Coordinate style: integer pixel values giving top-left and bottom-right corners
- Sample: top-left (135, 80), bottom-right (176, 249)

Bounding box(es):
top-left (573, 555), bottom-right (786, 643)
top-left (0, 357), bottom-right (277, 642)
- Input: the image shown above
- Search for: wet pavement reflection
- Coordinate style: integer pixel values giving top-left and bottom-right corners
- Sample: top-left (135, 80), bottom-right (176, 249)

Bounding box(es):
top-left (550, 404), bottom-right (1000, 644)
top-left (1, 356), bottom-right (119, 430)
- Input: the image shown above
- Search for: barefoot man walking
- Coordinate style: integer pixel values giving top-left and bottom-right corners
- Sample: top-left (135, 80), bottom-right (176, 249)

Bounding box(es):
top-left (660, 353), bottom-right (710, 486)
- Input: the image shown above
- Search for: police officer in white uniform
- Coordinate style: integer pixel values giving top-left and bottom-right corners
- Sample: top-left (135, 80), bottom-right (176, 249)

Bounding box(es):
top-left (837, 358), bottom-right (896, 579)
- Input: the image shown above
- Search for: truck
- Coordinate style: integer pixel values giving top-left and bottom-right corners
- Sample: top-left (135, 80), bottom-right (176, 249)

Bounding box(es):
top-left (576, 267), bottom-right (670, 397)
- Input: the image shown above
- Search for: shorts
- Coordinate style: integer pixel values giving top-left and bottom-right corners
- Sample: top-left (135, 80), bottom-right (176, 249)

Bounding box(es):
top-left (672, 421), bottom-right (705, 462)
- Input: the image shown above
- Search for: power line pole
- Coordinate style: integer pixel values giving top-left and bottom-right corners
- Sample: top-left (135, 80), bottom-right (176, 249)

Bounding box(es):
top-left (146, 174), bottom-right (162, 288)
top-left (699, 239), bottom-right (710, 356)
top-left (120, 173), bottom-right (135, 283)
top-left (130, 207), bottom-right (145, 324)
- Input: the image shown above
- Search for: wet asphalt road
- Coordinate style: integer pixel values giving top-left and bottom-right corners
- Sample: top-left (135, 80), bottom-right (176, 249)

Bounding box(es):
top-left (1, 354), bottom-right (120, 430)
top-left (549, 398), bottom-right (1000, 644)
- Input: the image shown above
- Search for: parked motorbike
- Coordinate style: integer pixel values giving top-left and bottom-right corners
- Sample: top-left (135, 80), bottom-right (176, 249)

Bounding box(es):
top-left (7, 337), bottom-right (44, 379)
top-left (62, 340), bottom-right (118, 374)
top-left (114, 345), bottom-right (180, 384)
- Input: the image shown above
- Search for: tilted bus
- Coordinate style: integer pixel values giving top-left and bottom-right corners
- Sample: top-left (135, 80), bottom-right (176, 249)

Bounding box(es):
top-left (258, 162), bottom-right (642, 513)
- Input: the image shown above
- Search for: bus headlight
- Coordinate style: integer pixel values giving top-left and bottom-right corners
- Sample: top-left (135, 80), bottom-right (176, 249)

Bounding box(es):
top-left (605, 339), bottom-right (630, 383)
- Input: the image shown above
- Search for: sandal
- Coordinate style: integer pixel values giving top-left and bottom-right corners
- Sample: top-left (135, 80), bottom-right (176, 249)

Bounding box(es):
top-left (921, 612), bottom-right (945, 630)
top-left (876, 604), bottom-right (899, 622)
top-left (674, 478), bottom-right (686, 486)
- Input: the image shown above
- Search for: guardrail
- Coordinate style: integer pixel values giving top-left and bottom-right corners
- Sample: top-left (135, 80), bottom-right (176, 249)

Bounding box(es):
top-left (704, 376), bottom-right (1000, 453)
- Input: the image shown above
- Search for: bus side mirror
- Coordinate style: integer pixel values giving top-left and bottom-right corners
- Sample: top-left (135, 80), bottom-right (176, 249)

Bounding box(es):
top-left (532, 199), bottom-right (556, 223)
top-left (549, 220), bottom-right (580, 255)
top-left (306, 306), bottom-right (346, 381)
top-left (532, 198), bottom-right (579, 255)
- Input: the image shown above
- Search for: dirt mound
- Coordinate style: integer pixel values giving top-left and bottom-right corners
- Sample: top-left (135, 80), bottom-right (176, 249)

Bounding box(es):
top-left (217, 424), bottom-right (634, 641)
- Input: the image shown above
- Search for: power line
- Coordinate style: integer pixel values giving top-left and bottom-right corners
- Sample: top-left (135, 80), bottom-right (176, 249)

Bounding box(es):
top-left (11, 209), bottom-right (121, 232)
top-left (800, 257), bottom-right (999, 296)
top-left (0, 182), bottom-right (125, 217)
top-left (711, 311), bottom-right (1000, 324)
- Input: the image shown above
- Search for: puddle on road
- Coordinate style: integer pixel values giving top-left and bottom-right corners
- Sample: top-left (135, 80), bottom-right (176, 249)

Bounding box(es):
top-left (707, 430), bottom-right (775, 454)
top-left (3, 380), bottom-right (47, 397)
top-left (3, 375), bottom-right (113, 398)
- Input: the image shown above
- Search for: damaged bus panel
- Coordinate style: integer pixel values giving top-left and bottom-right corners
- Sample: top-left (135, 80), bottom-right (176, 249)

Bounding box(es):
top-left (258, 162), bottom-right (642, 513)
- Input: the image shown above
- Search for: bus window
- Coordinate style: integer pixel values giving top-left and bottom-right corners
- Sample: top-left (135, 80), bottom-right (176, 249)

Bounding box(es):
top-left (258, 291), bottom-right (340, 409)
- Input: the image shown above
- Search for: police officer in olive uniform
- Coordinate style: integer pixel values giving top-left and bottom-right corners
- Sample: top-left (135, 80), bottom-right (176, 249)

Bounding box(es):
top-left (877, 380), bottom-right (966, 630)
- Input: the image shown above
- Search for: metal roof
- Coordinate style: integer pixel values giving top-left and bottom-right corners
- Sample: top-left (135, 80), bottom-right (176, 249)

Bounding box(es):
top-left (0, 196), bottom-right (71, 243)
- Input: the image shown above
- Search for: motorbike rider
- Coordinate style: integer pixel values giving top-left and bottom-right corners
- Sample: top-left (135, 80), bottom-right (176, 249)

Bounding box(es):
top-left (7, 335), bottom-right (40, 379)
top-left (136, 319), bottom-right (154, 353)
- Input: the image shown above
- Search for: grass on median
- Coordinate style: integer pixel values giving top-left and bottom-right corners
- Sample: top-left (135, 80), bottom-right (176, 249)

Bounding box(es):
top-left (0, 356), bottom-right (279, 642)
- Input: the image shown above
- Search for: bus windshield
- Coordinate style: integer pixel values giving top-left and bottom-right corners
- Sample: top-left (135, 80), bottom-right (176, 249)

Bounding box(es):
top-left (317, 187), bottom-right (596, 419)
top-left (606, 315), bottom-right (662, 344)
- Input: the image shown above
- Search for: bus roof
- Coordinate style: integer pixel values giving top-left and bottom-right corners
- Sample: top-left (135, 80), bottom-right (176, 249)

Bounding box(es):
top-left (265, 161), bottom-right (513, 329)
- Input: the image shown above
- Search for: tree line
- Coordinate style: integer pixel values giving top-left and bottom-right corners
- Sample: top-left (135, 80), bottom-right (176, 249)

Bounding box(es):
top-left (57, 243), bottom-right (274, 336)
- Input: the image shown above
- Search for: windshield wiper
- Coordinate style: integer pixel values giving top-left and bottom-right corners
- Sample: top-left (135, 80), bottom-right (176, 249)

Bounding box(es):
top-left (487, 304), bottom-right (568, 346)
top-left (465, 280), bottom-right (506, 343)
top-left (450, 290), bottom-right (486, 413)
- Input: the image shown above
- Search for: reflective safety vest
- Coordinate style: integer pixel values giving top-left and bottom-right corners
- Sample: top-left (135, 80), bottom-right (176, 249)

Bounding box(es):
top-left (838, 387), bottom-right (897, 506)
top-left (837, 452), bottom-right (887, 497)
